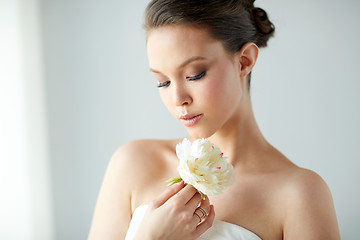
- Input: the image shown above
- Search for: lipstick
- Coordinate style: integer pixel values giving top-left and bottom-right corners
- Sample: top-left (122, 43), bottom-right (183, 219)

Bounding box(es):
top-left (179, 114), bottom-right (203, 127)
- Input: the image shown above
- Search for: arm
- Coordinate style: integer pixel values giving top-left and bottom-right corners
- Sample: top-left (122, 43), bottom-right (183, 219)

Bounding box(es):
top-left (283, 169), bottom-right (340, 240)
top-left (88, 144), bottom-right (133, 239)
top-left (88, 140), bottom-right (215, 240)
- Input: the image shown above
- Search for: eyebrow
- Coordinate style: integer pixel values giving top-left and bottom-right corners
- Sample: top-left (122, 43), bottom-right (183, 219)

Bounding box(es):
top-left (150, 56), bottom-right (207, 74)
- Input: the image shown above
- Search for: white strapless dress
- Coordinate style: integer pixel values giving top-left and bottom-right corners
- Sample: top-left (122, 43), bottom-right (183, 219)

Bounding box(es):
top-left (125, 205), bottom-right (262, 240)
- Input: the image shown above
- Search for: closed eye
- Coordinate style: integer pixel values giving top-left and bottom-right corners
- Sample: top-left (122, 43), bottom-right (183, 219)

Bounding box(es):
top-left (157, 81), bottom-right (170, 88)
top-left (187, 71), bottom-right (206, 81)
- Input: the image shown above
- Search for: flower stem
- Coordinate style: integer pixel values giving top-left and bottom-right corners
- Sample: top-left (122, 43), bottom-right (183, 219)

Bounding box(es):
top-left (200, 192), bottom-right (206, 200)
top-left (165, 176), bottom-right (182, 186)
top-left (165, 177), bottom-right (206, 200)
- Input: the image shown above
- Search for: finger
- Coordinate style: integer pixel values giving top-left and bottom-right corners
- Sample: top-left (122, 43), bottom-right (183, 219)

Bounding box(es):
top-left (194, 205), bottom-right (215, 236)
top-left (191, 196), bottom-right (210, 225)
top-left (198, 195), bottom-right (211, 214)
top-left (152, 181), bottom-right (184, 207)
top-left (172, 184), bottom-right (198, 205)
top-left (185, 192), bottom-right (202, 211)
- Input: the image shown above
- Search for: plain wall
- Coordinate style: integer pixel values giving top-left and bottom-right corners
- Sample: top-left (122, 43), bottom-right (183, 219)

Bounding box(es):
top-left (39, 0), bottom-right (360, 239)
top-left (0, 0), bottom-right (54, 239)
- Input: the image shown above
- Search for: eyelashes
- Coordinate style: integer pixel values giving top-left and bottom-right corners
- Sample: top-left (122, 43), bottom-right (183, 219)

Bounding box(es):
top-left (157, 71), bottom-right (206, 88)
top-left (157, 81), bottom-right (170, 88)
top-left (187, 71), bottom-right (205, 81)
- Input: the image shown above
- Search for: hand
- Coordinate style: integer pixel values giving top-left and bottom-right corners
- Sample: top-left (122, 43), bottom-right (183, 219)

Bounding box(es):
top-left (134, 181), bottom-right (215, 240)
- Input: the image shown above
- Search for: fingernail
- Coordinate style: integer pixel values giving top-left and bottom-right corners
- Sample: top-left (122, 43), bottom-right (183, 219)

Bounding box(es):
top-left (175, 180), bottom-right (183, 185)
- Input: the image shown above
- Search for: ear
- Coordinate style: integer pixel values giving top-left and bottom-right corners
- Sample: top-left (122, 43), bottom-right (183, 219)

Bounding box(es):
top-left (237, 42), bottom-right (259, 77)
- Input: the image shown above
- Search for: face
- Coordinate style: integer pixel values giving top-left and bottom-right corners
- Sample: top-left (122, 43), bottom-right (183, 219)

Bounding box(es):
top-left (146, 25), bottom-right (244, 139)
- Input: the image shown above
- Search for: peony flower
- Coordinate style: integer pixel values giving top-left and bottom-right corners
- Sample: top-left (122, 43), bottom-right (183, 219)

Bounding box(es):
top-left (166, 138), bottom-right (235, 198)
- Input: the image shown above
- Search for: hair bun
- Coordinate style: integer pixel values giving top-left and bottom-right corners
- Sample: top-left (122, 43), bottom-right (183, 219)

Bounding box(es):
top-left (252, 7), bottom-right (275, 47)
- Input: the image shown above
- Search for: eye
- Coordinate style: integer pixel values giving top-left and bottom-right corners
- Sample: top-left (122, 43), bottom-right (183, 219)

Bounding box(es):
top-left (187, 71), bottom-right (206, 81)
top-left (157, 81), bottom-right (170, 88)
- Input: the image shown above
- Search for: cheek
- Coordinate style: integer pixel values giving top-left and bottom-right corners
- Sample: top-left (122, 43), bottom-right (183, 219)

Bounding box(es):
top-left (202, 80), bottom-right (222, 102)
top-left (201, 68), bottom-right (241, 111)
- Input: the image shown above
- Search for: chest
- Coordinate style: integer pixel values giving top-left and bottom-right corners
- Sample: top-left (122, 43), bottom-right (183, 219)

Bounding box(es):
top-left (208, 180), bottom-right (284, 240)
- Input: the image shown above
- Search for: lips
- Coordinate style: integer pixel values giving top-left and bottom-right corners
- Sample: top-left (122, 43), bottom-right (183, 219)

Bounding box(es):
top-left (179, 113), bottom-right (203, 127)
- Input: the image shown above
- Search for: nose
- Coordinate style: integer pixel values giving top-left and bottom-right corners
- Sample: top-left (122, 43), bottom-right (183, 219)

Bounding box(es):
top-left (173, 83), bottom-right (192, 106)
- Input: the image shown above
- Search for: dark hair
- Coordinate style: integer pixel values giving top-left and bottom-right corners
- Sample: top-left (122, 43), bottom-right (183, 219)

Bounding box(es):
top-left (144, 0), bottom-right (275, 88)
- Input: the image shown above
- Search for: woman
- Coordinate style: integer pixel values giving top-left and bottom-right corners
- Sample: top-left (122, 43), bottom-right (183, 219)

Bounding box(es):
top-left (89, 0), bottom-right (340, 239)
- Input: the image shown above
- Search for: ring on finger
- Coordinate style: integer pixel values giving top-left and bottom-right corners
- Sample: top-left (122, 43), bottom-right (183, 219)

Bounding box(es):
top-left (194, 207), bottom-right (207, 222)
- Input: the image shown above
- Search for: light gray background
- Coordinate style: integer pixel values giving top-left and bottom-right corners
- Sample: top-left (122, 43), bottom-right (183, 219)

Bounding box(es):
top-left (39, 0), bottom-right (360, 239)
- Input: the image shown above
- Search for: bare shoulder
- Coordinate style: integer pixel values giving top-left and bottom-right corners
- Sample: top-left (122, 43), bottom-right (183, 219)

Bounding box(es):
top-left (278, 167), bottom-right (340, 239)
top-left (88, 138), bottom-right (179, 239)
top-left (111, 139), bottom-right (182, 206)
top-left (281, 167), bottom-right (330, 196)
top-left (111, 139), bottom-right (179, 184)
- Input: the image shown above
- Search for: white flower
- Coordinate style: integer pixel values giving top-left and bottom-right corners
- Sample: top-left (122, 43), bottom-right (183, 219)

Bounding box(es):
top-left (175, 138), bottom-right (235, 196)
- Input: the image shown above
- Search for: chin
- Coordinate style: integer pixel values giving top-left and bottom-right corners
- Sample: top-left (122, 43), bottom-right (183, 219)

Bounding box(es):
top-left (187, 128), bottom-right (216, 140)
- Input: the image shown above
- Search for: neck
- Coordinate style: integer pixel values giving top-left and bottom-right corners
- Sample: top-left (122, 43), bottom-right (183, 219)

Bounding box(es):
top-left (207, 91), bottom-right (270, 168)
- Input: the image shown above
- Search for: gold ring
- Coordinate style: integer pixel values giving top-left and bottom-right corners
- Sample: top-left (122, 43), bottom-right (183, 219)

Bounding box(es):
top-left (197, 207), bottom-right (207, 218)
top-left (194, 211), bottom-right (202, 222)
top-left (194, 207), bottom-right (207, 222)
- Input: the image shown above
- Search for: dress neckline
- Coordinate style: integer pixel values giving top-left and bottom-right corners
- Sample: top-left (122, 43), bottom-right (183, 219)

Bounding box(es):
top-left (131, 204), bottom-right (262, 240)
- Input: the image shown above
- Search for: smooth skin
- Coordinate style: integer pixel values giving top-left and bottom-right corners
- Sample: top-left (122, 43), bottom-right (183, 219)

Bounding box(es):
top-left (88, 25), bottom-right (340, 240)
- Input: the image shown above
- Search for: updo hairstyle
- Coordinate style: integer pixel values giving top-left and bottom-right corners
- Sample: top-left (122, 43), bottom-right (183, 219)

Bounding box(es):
top-left (144, 0), bottom-right (275, 87)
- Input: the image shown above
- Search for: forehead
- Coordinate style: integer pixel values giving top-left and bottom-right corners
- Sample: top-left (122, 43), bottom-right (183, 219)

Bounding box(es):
top-left (146, 25), bottom-right (225, 72)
